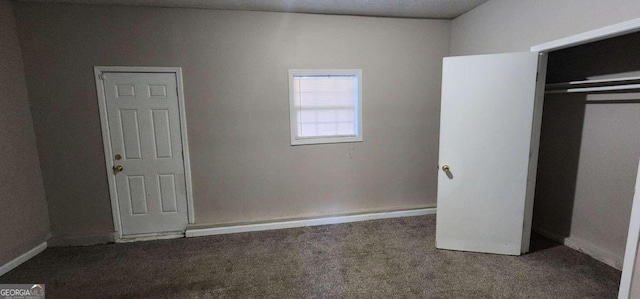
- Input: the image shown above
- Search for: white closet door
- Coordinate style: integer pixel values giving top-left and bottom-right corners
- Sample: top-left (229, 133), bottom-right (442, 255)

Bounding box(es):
top-left (436, 52), bottom-right (544, 255)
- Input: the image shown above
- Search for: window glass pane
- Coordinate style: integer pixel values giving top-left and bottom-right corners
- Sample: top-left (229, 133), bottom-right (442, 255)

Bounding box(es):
top-left (316, 110), bottom-right (338, 123)
top-left (290, 70), bottom-right (361, 144)
top-left (299, 124), bottom-right (317, 137)
top-left (298, 93), bottom-right (353, 107)
top-left (317, 123), bottom-right (338, 136)
top-left (337, 123), bottom-right (355, 135)
top-left (336, 109), bottom-right (354, 122)
top-left (298, 110), bottom-right (317, 123)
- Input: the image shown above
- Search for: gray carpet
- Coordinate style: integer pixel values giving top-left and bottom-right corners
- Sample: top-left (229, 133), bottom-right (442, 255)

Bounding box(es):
top-left (0, 215), bottom-right (621, 298)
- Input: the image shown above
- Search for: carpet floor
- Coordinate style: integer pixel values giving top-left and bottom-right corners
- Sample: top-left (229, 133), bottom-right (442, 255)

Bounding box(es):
top-left (0, 215), bottom-right (621, 298)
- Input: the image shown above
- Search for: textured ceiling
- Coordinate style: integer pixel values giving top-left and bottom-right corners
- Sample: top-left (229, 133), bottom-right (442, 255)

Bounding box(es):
top-left (16, 0), bottom-right (488, 19)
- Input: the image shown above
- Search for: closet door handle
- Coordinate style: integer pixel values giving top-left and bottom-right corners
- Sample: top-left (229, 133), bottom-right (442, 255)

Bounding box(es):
top-left (442, 165), bottom-right (450, 172)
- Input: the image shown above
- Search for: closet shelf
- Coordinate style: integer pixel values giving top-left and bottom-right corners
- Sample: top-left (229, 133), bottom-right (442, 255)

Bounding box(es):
top-left (545, 76), bottom-right (640, 94)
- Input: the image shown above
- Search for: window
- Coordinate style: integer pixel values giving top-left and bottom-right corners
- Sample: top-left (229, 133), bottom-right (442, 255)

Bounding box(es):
top-left (289, 69), bottom-right (363, 145)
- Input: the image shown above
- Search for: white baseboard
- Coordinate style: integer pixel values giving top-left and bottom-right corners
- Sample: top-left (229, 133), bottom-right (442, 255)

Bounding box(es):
top-left (186, 208), bottom-right (436, 238)
top-left (47, 233), bottom-right (116, 247)
top-left (0, 242), bottom-right (47, 277)
top-left (533, 227), bottom-right (623, 270)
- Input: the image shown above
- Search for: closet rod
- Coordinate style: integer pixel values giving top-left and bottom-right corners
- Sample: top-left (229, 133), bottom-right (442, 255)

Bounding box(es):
top-left (545, 75), bottom-right (640, 94)
top-left (545, 84), bottom-right (640, 94)
top-left (546, 75), bottom-right (640, 89)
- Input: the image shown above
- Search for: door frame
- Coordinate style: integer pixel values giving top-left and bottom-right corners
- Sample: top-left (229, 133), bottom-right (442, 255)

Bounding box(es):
top-left (620, 160), bottom-right (640, 298)
top-left (94, 66), bottom-right (195, 240)
top-left (529, 18), bottom-right (640, 299)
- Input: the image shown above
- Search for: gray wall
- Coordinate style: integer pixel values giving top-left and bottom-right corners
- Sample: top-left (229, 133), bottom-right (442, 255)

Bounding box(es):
top-left (14, 3), bottom-right (450, 239)
top-left (450, 0), bottom-right (640, 56)
top-left (451, 0), bottom-right (640, 269)
top-left (0, 0), bottom-right (50, 265)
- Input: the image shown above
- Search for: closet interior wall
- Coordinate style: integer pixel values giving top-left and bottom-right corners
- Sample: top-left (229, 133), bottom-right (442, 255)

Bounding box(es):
top-left (532, 31), bottom-right (640, 270)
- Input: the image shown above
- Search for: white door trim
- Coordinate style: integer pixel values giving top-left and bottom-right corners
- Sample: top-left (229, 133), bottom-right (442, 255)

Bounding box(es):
top-left (94, 66), bottom-right (195, 241)
top-left (529, 19), bottom-right (640, 299)
top-left (619, 159), bottom-right (640, 299)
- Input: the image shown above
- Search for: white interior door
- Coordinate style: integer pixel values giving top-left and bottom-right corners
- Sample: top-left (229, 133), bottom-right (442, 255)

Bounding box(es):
top-left (436, 52), bottom-right (545, 255)
top-left (102, 72), bottom-right (188, 236)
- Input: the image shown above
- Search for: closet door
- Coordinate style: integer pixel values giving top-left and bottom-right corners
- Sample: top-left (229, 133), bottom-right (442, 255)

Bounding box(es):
top-left (436, 52), bottom-right (546, 255)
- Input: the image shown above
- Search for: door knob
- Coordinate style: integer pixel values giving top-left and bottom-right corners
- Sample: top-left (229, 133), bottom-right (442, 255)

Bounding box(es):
top-left (442, 165), bottom-right (450, 172)
top-left (113, 165), bottom-right (124, 173)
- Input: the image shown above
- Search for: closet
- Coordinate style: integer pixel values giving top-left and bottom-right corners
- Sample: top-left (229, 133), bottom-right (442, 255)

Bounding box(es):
top-left (435, 20), bottom-right (640, 297)
top-left (532, 31), bottom-right (640, 270)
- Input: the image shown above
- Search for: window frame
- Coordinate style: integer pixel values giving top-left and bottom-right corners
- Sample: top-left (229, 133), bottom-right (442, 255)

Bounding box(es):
top-left (288, 69), bottom-right (363, 146)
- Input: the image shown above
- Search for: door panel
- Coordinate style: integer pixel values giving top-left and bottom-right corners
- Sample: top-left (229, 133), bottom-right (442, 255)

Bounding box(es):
top-left (103, 72), bottom-right (188, 236)
top-left (436, 52), bottom-right (543, 255)
top-left (152, 109), bottom-right (173, 158)
top-left (127, 175), bottom-right (148, 215)
top-left (120, 110), bottom-right (142, 159)
top-left (159, 174), bottom-right (178, 213)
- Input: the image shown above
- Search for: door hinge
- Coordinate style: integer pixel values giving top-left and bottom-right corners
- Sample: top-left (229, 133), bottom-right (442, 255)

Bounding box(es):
top-left (536, 72), bottom-right (539, 82)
